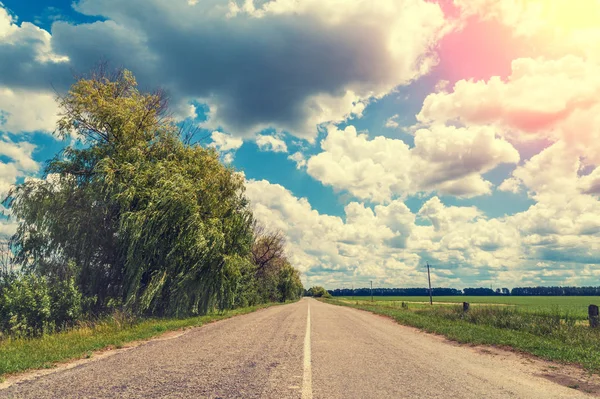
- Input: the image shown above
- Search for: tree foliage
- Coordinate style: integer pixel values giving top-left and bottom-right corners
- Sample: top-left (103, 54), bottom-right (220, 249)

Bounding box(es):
top-left (306, 286), bottom-right (330, 298)
top-left (2, 68), bottom-right (303, 333)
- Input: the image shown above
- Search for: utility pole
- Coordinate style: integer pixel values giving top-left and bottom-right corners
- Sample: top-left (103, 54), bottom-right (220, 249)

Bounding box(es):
top-left (352, 283), bottom-right (354, 301)
top-left (426, 262), bottom-right (432, 305)
top-left (370, 280), bottom-right (373, 302)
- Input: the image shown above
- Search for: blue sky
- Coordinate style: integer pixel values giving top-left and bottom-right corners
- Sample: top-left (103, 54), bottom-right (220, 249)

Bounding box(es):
top-left (1, 0), bottom-right (600, 289)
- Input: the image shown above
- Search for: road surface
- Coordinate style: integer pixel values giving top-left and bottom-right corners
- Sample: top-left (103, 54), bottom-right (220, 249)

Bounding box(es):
top-left (0, 298), bottom-right (594, 398)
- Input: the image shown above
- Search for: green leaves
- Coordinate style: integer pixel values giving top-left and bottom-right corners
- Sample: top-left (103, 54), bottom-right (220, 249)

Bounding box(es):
top-left (3, 67), bottom-right (302, 329)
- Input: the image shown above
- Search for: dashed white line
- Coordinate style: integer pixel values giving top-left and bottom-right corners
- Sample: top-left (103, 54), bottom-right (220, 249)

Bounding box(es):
top-left (302, 301), bottom-right (313, 399)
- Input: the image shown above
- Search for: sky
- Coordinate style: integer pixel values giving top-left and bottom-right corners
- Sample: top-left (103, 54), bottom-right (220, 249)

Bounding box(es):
top-left (1, 0), bottom-right (600, 290)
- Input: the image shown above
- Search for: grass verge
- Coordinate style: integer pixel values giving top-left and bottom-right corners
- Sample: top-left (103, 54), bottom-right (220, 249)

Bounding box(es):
top-left (325, 298), bottom-right (600, 373)
top-left (0, 302), bottom-right (284, 378)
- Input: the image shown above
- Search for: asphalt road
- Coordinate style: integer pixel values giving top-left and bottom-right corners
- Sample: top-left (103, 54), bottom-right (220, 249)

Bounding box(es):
top-left (0, 298), bottom-right (594, 398)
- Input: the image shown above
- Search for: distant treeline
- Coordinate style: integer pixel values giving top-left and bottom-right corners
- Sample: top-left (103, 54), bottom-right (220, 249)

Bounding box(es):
top-left (329, 286), bottom-right (600, 297)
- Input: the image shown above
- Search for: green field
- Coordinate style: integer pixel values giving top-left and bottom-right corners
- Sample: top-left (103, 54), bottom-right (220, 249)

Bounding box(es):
top-left (338, 296), bottom-right (600, 319)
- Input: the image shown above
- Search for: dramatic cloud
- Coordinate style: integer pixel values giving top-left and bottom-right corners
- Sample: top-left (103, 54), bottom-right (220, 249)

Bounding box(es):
top-left (306, 125), bottom-right (519, 202)
top-left (2, 0), bottom-right (600, 287)
top-left (0, 5), bottom-right (69, 90)
top-left (0, 0), bottom-right (449, 139)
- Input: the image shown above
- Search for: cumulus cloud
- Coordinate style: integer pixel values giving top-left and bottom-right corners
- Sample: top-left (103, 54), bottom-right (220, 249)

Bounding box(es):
top-left (497, 143), bottom-right (600, 265)
top-left (412, 196), bottom-right (522, 270)
top-left (0, 87), bottom-right (59, 133)
top-left (419, 56), bottom-right (600, 133)
top-left (0, 136), bottom-right (40, 196)
top-left (244, 179), bottom-right (539, 288)
top-left (0, 0), bottom-right (449, 139)
top-left (208, 131), bottom-right (243, 163)
top-left (255, 134), bottom-right (287, 153)
top-left (305, 124), bottom-right (519, 202)
top-left (418, 55), bottom-right (600, 163)
top-left (208, 131), bottom-right (243, 152)
top-left (287, 151), bottom-right (306, 169)
top-left (245, 178), bottom-right (426, 286)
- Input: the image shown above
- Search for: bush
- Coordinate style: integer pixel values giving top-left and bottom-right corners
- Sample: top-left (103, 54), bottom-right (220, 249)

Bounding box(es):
top-left (0, 272), bottom-right (84, 338)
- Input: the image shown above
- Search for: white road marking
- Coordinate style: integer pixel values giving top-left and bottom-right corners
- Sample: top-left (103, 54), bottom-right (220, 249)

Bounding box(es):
top-left (302, 301), bottom-right (313, 399)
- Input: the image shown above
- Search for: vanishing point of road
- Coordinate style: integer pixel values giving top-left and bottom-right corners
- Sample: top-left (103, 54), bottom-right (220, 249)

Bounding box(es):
top-left (0, 298), bottom-right (593, 398)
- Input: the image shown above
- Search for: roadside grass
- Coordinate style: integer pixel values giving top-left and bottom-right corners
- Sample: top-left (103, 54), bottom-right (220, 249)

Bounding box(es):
top-left (325, 299), bottom-right (600, 373)
top-left (337, 296), bottom-right (600, 320)
top-left (0, 302), bottom-right (284, 378)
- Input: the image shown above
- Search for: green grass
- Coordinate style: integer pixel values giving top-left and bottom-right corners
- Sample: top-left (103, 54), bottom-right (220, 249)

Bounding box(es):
top-left (326, 298), bottom-right (600, 372)
top-left (0, 302), bottom-right (283, 378)
top-left (337, 296), bottom-right (600, 320)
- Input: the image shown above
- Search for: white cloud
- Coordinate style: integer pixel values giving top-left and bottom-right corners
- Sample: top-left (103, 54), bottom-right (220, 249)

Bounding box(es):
top-left (208, 131), bottom-right (243, 151)
top-left (255, 134), bottom-right (288, 153)
top-left (245, 179), bottom-right (424, 286)
top-left (222, 152), bottom-right (235, 164)
top-left (244, 179), bottom-right (534, 287)
top-left (385, 114), bottom-right (400, 128)
top-left (208, 131), bottom-right (243, 163)
top-left (0, 137), bottom-right (39, 196)
top-left (288, 151), bottom-right (306, 169)
top-left (0, 137), bottom-right (39, 172)
top-left (417, 55), bottom-right (600, 165)
top-left (306, 124), bottom-right (518, 202)
top-left (419, 56), bottom-right (600, 133)
top-left (0, 87), bottom-right (58, 133)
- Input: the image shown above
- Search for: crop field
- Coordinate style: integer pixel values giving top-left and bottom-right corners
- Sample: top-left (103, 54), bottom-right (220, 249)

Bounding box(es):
top-left (337, 296), bottom-right (600, 320)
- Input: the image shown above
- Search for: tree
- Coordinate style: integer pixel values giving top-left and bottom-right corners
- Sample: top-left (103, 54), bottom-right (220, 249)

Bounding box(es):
top-left (307, 286), bottom-right (329, 298)
top-left (6, 68), bottom-right (257, 316)
top-left (250, 222), bottom-right (303, 302)
top-left (0, 240), bottom-right (15, 276)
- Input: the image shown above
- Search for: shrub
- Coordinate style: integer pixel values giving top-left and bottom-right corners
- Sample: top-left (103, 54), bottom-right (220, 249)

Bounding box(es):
top-left (0, 272), bottom-right (84, 338)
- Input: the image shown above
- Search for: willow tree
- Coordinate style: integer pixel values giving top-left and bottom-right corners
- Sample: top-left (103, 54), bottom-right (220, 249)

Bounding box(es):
top-left (6, 69), bottom-right (255, 316)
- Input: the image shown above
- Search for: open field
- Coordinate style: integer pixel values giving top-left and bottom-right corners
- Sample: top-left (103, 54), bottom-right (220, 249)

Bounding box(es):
top-left (337, 296), bottom-right (600, 320)
top-left (326, 297), bottom-right (600, 373)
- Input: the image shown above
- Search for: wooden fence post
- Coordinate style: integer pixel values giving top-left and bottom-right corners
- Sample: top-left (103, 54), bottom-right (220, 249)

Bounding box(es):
top-left (463, 302), bottom-right (470, 312)
top-left (589, 304), bottom-right (599, 328)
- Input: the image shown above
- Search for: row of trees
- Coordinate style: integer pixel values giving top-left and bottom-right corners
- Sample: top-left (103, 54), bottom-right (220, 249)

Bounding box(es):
top-left (510, 287), bottom-right (600, 296)
top-left (329, 287), bottom-right (463, 297)
top-left (329, 286), bottom-right (600, 297)
top-left (304, 286), bottom-right (331, 298)
top-left (0, 68), bottom-right (303, 337)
